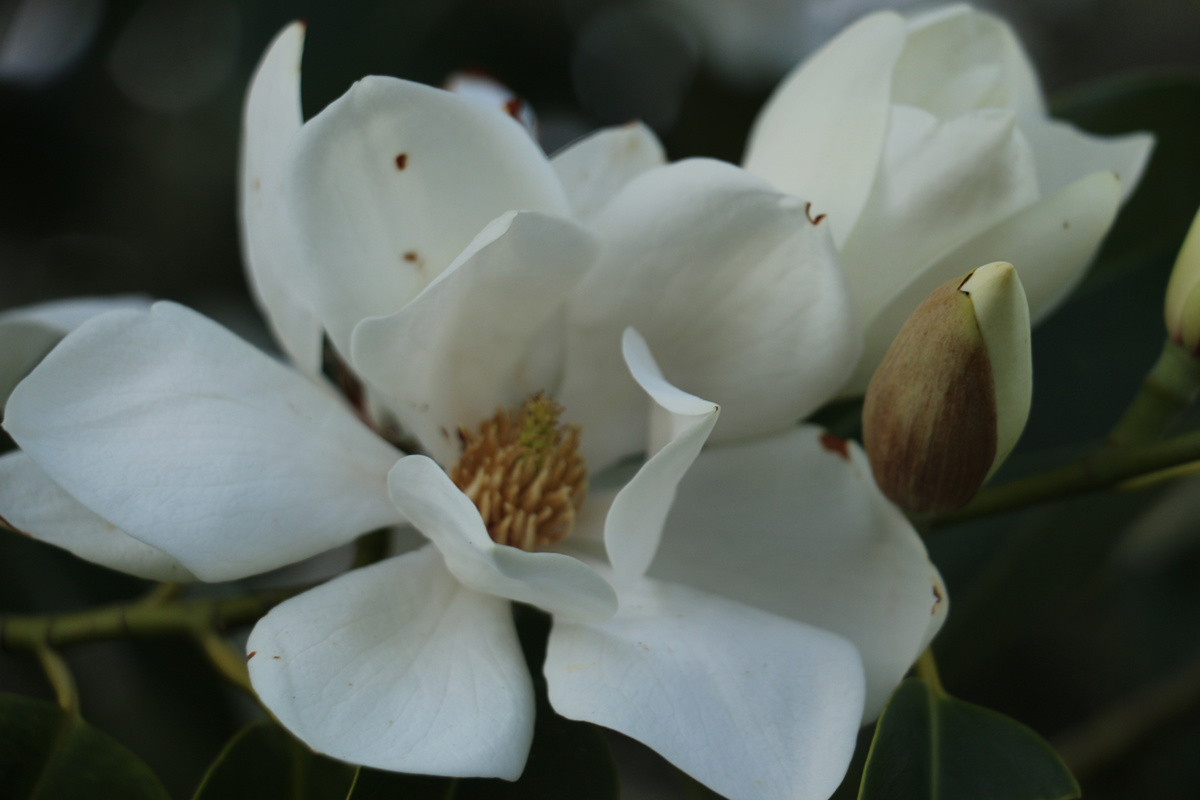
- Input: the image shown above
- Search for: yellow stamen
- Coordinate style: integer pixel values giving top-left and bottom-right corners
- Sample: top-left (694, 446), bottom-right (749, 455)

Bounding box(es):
top-left (450, 393), bottom-right (587, 551)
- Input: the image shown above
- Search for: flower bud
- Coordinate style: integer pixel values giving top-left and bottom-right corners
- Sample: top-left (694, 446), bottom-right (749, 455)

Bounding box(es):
top-left (863, 262), bottom-right (1032, 514)
top-left (1165, 205), bottom-right (1200, 356)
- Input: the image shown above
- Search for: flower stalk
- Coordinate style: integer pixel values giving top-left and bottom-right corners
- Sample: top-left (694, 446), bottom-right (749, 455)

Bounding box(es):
top-left (932, 426), bottom-right (1200, 528)
top-left (34, 645), bottom-right (79, 715)
top-left (0, 586), bottom-right (301, 652)
top-left (1107, 339), bottom-right (1200, 447)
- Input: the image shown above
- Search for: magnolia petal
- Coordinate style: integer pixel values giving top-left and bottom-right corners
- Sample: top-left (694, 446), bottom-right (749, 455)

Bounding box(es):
top-left (550, 122), bottom-right (666, 222)
top-left (248, 546), bottom-right (535, 780)
top-left (443, 71), bottom-right (538, 137)
top-left (560, 159), bottom-right (860, 470)
top-left (604, 330), bottom-right (718, 579)
top-left (387, 456), bottom-right (617, 621)
top-left (650, 426), bottom-right (947, 720)
top-left (545, 574), bottom-right (865, 800)
top-left (1020, 115), bottom-right (1153, 202)
top-left (743, 11), bottom-right (906, 247)
top-left (286, 75), bottom-right (570, 357)
top-left (351, 211), bottom-right (599, 466)
top-left (841, 104), bottom-right (1040, 330)
top-left (0, 296), bottom-right (150, 411)
top-left (4, 303), bottom-right (403, 582)
top-left (895, 5), bottom-right (1044, 118)
top-left (0, 451), bottom-right (195, 582)
top-left (240, 22), bottom-right (324, 378)
top-left (846, 169), bottom-right (1123, 394)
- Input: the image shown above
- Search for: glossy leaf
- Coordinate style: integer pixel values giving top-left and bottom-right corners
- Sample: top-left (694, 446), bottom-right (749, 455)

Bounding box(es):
top-left (1053, 72), bottom-right (1200, 293)
top-left (0, 693), bottom-right (170, 800)
top-left (192, 720), bottom-right (354, 800)
top-left (858, 678), bottom-right (1080, 800)
top-left (346, 767), bottom-right (457, 799)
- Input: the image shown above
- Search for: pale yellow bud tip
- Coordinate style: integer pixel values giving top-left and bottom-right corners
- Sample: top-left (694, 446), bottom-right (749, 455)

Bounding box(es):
top-left (1165, 204), bottom-right (1200, 355)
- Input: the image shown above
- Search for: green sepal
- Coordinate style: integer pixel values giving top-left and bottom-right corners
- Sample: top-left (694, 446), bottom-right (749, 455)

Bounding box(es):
top-left (0, 693), bottom-right (170, 800)
top-left (858, 677), bottom-right (1080, 800)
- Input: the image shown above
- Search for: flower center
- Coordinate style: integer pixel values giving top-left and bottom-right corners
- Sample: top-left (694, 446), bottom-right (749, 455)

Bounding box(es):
top-left (450, 393), bottom-right (587, 551)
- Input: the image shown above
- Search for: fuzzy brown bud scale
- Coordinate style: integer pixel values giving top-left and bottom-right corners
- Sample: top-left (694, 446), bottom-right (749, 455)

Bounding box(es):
top-left (863, 272), bottom-right (998, 515)
top-left (450, 393), bottom-right (587, 551)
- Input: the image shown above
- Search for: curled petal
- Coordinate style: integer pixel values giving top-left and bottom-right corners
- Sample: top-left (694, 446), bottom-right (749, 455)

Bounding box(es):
top-left (248, 546), bottom-right (535, 779)
top-left (285, 74), bottom-right (569, 356)
top-left (387, 456), bottom-right (617, 621)
top-left (546, 574), bottom-right (864, 800)
top-left (604, 329), bottom-right (719, 580)
top-left (561, 159), bottom-right (860, 470)
top-left (551, 122), bottom-right (666, 222)
top-left (743, 10), bottom-right (906, 246)
top-left (847, 169), bottom-right (1123, 393)
top-left (1020, 115), bottom-right (1153, 202)
top-left (651, 426), bottom-right (947, 719)
top-left (5, 303), bottom-right (403, 582)
top-left (0, 296), bottom-right (149, 410)
top-left (240, 22), bottom-right (324, 378)
top-left (351, 211), bottom-right (599, 466)
top-left (840, 104), bottom-right (1039, 331)
top-left (0, 451), bottom-right (195, 582)
top-left (895, 5), bottom-right (1044, 118)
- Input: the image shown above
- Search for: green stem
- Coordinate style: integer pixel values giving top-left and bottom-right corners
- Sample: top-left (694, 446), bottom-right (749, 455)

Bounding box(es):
top-left (915, 648), bottom-right (945, 695)
top-left (34, 646), bottom-right (79, 715)
top-left (1108, 340), bottom-right (1200, 447)
top-left (933, 427), bottom-right (1200, 528)
top-left (0, 587), bottom-right (301, 652)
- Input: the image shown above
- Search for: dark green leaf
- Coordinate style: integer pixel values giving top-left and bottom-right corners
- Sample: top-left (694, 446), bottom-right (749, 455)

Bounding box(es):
top-left (192, 720), bottom-right (355, 800)
top-left (1052, 72), bottom-right (1200, 293)
top-left (346, 767), bottom-right (456, 799)
top-left (0, 693), bottom-right (170, 800)
top-left (859, 678), bottom-right (1079, 800)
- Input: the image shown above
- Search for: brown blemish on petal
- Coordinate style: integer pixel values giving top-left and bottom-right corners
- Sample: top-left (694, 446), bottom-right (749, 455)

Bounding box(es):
top-left (395, 153), bottom-right (408, 170)
top-left (503, 98), bottom-right (525, 120)
top-left (247, 651), bottom-right (257, 660)
top-left (819, 432), bottom-right (850, 460)
top-left (403, 251), bottom-right (419, 262)
top-left (273, 655), bottom-right (281, 659)
top-left (251, 178), bottom-right (261, 193)
top-left (805, 202), bottom-right (827, 226)
top-left (932, 585), bottom-right (943, 614)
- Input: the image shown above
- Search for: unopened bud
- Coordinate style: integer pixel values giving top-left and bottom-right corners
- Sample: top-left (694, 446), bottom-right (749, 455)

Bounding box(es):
top-left (1165, 205), bottom-right (1200, 356)
top-left (863, 262), bottom-right (1032, 514)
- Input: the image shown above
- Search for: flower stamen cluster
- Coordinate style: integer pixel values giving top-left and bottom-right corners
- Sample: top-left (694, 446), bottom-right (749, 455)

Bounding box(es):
top-left (450, 393), bottom-right (586, 550)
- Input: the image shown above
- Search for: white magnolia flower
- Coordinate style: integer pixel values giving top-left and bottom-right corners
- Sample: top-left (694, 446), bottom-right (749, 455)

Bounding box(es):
top-left (1, 23), bottom-right (945, 800)
top-left (744, 3), bottom-right (1155, 392)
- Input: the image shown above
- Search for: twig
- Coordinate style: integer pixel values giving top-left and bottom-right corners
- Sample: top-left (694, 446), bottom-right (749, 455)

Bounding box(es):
top-left (0, 586), bottom-right (302, 652)
top-left (932, 427), bottom-right (1200, 528)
